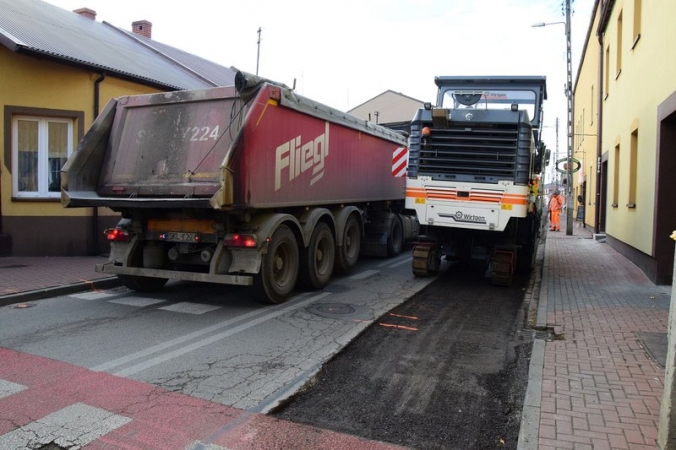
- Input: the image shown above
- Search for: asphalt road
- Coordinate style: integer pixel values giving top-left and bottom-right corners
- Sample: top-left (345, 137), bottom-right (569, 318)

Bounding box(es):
top-left (0, 249), bottom-right (537, 449)
top-left (0, 252), bottom-right (437, 414)
top-left (274, 263), bottom-right (536, 450)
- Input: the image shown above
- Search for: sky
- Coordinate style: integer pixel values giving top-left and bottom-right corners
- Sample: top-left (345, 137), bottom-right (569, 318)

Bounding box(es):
top-left (42, 0), bottom-right (595, 163)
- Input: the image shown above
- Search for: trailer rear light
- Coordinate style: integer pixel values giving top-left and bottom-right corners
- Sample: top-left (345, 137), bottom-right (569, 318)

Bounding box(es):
top-left (224, 234), bottom-right (257, 248)
top-left (105, 228), bottom-right (130, 241)
top-left (422, 127), bottom-right (431, 136)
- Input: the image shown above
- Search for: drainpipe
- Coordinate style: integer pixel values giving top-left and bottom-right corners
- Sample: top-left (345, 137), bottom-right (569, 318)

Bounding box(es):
top-left (0, 163), bottom-right (3, 234)
top-left (92, 72), bottom-right (106, 254)
top-left (594, 29), bottom-right (604, 234)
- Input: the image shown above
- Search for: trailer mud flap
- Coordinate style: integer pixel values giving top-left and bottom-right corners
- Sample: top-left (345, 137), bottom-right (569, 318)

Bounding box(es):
top-left (230, 249), bottom-right (262, 274)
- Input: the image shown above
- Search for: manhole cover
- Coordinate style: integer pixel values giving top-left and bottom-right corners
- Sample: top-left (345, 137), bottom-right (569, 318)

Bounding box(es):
top-left (14, 303), bottom-right (36, 309)
top-left (315, 303), bottom-right (355, 315)
top-left (306, 302), bottom-right (373, 321)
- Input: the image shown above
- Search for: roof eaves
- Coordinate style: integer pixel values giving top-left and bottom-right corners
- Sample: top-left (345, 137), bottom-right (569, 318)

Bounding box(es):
top-left (598, 0), bottom-right (616, 34)
top-left (14, 45), bottom-right (182, 90)
top-left (103, 21), bottom-right (220, 88)
top-left (573, 0), bottom-right (601, 92)
top-left (0, 25), bottom-right (23, 51)
top-left (348, 90), bottom-right (425, 113)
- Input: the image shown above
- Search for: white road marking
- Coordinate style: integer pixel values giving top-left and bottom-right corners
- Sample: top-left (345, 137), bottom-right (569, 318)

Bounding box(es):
top-left (377, 254), bottom-right (411, 268)
top-left (70, 291), bottom-right (115, 300)
top-left (0, 403), bottom-right (131, 449)
top-left (349, 269), bottom-right (379, 280)
top-left (0, 379), bottom-right (26, 400)
top-left (109, 297), bottom-right (165, 307)
top-left (91, 292), bottom-right (331, 376)
top-left (186, 441), bottom-right (230, 450)
top-left (387, 256), bottom-right (413, 269)
top-left (160, 302), bottom-right (222, 315)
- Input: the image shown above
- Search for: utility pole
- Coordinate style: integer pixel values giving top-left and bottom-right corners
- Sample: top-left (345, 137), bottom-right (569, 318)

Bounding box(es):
top-left (256, 27), bottom-right (262, 76)
top-left (555, 117), bottom-right (560, 189)
top-left (531, 0), bottom-right (574, 216)
top-left (564, 0), bottom-right (574, 235)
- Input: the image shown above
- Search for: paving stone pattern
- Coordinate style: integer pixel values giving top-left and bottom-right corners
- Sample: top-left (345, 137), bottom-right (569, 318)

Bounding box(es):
top-left (540, 229), bottom-right (672, 450)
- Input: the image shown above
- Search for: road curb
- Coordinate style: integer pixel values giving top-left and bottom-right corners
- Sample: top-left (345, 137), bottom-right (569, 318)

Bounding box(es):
top-left (0, 277), bottom-right (121, 308)
top-left (517, 234), bottom-right (550, 450)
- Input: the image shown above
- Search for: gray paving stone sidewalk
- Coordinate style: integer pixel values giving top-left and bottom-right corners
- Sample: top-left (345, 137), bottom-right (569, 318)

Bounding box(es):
top-left (0, 255), bottom-right (118, 306)
top-left (521, 225), bottom-right (673, 450)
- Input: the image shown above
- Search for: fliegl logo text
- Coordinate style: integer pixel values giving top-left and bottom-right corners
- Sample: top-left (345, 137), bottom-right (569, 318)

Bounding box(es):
top-left (275, 122), bottom-right (330, 191)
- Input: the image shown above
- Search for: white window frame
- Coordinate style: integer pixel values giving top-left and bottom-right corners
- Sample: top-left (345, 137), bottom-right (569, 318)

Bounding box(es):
top-left (11, 115), bottom-right (74, 199)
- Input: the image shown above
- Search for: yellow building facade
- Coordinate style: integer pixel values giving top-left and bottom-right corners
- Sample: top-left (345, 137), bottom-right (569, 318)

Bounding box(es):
top-left (0, 46), bottom-right (159, 256)
top-left (572, 3), bottom-right (601, 235)
top-left (0, 1), bottom-right (235, 256)
top-left (574, 0), bottom-right (676, 284)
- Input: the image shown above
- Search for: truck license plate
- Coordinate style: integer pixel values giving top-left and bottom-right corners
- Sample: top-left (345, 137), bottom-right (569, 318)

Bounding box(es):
top-left (164, 232), bottom-right (198, 242)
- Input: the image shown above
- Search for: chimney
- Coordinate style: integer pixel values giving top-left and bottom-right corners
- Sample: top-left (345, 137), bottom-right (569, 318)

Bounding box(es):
top-left (132, 20), bottom-right (152, 39)
top-left (73, 8), bottom-right (96, 20)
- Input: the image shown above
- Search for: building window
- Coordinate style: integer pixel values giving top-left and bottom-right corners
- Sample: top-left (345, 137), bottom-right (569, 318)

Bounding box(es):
top-left (604, 46), bottom-right (610, 98)
top-left (628, 129), bottom-right (638, 207)
top-left (12, 116), bottom-right (74, 198)
top-left (632, 0), bottom-right (642, 48)
top-left (590, 85), bottom-right (594, 125)
top-left (612, 144), bottom-right (620, 207)
top-left (616, 11), bottom-right (623, 78)
top-left (575, 110), bottom-right (584, 148)
top-left (589, 164), bottom-right (593, 205)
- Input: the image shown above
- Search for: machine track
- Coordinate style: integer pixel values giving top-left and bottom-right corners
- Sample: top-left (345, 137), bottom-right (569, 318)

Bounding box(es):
top-left (411, 242), bottom-right (440, 277)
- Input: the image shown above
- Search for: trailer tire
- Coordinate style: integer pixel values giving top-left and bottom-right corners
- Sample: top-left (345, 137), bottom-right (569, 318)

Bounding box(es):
top-left (252, 225), bottom-right (299, 304)
top-left (387, 215), bottom-right (404, 257)
top-left (335, 214), bottom-right (361, 272)
top-left (299, 222), bottom-right (335, 290)
top-left (118, 274), bottom-right (168, 292)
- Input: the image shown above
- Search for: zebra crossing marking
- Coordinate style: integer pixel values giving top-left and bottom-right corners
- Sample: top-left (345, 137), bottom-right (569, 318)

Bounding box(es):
top-left (0, 379), bottom-right (26, 400)
top-left (0, 402), bottom-right (131, 449)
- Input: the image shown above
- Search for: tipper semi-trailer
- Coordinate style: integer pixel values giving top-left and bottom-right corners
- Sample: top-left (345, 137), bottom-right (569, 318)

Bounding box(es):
top-left (62, 71), bottom-right (418, 304)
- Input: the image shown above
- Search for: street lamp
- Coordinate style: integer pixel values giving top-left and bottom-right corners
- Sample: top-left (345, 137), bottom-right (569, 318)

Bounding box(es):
top-left (532, 0), bottom-right (574, 235)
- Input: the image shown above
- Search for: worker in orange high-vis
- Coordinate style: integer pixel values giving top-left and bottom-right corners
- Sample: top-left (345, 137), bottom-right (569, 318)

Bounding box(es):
top-left (548, 190), bottom-right (564, 231)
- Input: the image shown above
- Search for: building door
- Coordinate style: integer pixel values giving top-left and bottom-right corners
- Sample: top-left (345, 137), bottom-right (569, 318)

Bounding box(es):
top-left (577, 182), bottom-right (586, 226)
top-left (654, 102), bottom-right (676, 285)
top-left (600, 159), bottom-right (608, 232)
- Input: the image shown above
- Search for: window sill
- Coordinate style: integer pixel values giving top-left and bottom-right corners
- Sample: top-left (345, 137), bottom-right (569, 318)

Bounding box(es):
top-left (615, 69), bottom-right (622, 80)
top-left (12, 196), bottom-right (61, 202)
top-left (631, 34), bottom-right (641, 50)
top-left (626, 203), bottom-right (636, 209)
top-left (611, 203), bottom-right (618, 208)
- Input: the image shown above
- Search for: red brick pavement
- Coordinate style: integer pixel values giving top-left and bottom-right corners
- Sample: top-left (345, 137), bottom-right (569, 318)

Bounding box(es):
top-left (536, 227), bottom-right (672, 450)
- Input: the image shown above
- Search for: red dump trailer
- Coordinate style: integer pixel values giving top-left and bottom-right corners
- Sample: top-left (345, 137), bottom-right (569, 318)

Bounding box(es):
top-left (62, 72), bottom-right (417, 303)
